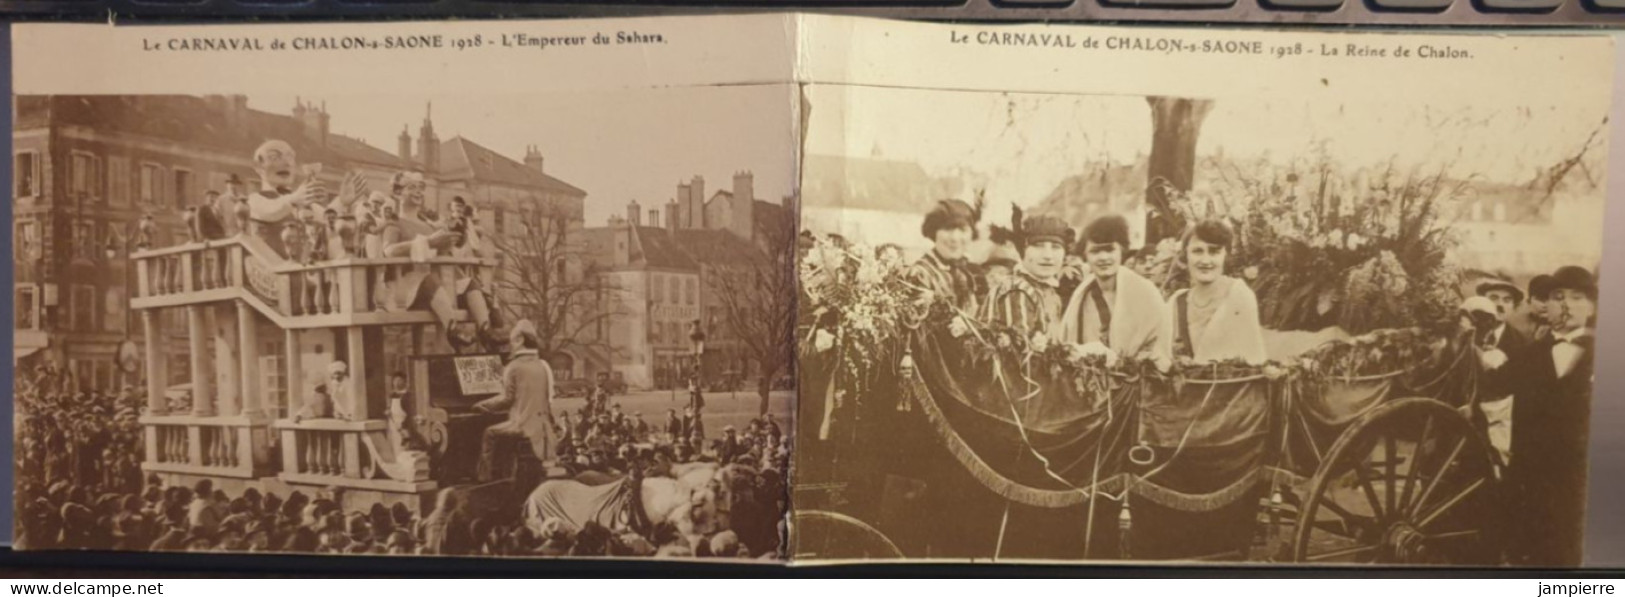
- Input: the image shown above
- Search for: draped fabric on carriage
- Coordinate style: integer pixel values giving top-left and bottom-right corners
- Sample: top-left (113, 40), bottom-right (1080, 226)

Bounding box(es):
top-left (898, 327), bottom-right (1457, 514)
top-left (905, 328), bottom-right (1279, 512)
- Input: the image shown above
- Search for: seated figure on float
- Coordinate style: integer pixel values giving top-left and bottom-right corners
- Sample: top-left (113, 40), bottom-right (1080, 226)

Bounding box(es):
top-left (241, 139), bottom-right (501, 352)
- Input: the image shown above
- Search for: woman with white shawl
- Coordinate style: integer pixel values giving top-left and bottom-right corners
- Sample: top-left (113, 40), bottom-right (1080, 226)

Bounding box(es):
top-left (1165, 219), bottom-right (1267, 365)
top-left (1060, 214), bottom-right (1172, 370)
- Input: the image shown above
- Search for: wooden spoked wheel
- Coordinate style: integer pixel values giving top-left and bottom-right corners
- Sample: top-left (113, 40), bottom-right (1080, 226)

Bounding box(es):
top-left (1291, 398), bottom-right (1499, 565)
top-left (792, 510), bottom-right (905, 560)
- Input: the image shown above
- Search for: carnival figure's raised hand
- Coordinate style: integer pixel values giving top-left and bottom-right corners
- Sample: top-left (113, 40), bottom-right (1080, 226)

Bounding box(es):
top-left (947, 315), bottom-right (971, 338)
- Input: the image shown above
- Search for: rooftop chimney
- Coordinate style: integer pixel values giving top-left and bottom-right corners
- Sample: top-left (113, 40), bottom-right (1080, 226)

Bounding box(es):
top-left (649, 209), bottom-right (661, 229)
top-left (665, 201), bottom-right (680, 234)
top-left (397, 126), bottom-right (412, 163)
top-left (524, 145), bottom-right (546, 173)
top-left (688, 176), bottom-right (705, 230)
top-left (732, 170), bottom-right (755, 240)
top-left (627, 200), bottom-right (642, 227)
top-left (676, 182), bottom-right (691, 228)
top-left (292, 98), bottom-right (329, 147)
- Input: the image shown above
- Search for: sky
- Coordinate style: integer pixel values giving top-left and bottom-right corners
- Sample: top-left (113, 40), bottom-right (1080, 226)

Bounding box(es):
top-left (803, 85), bottom-right (1610, 223)
top-left (250, 86), bottom-right (800, 226)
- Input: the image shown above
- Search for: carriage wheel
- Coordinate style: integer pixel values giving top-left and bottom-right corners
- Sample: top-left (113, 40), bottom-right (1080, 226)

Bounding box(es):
top-left (792, 510), bottom-right (905, 560)
top-left (1291, 397), bottom-right (1499, 565)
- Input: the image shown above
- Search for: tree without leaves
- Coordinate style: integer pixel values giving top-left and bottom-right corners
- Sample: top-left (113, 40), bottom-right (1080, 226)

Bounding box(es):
top-left (487, 201), bottom-right (628, 368)
top-left (705, 201), bottom-right (798, 415)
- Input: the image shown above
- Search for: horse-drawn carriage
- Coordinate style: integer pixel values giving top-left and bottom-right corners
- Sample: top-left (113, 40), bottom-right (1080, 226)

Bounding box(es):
top-left (795, 313), bottom-right (1501, 564)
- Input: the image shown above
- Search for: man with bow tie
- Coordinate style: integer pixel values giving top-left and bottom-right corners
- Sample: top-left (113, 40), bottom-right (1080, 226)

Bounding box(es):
top-left (1501, 265), bottom-right (1597, 567)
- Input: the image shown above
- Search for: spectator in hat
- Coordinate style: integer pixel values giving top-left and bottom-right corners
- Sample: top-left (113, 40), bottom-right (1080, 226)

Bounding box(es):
top-left (982, 234), bottom-right (1020, 293)
top-left (719, 426), bottom-right (742, 465)
top-left (1476, 275), bottom-right (1530, 354)
top-left (1061, 214), bottom-right (1171, 369)
top-left (1471, 276), bottom-right (1531, 471)
top-left (1502, 265), bottom-right (1597, 567)
top-left (187, 479), bottom-right (221, 534)
top-left (907, 198), bottom-right (983, 316)
top-left (1525, 274), bottom-right (1557, 341)
top-left (984, 208), bottom-right (1076, 342)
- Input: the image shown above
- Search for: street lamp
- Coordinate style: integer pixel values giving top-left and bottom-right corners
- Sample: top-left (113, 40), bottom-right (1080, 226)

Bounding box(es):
top-left (105, 225), bottom-right (140, 390)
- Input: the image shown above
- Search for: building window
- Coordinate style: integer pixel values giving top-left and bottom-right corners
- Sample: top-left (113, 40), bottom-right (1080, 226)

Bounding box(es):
top-left (15, 222), bottom-right (39, 261)
top-left (74, 222), bottom-right (96, 260)
top-left (70, 152), bottom-right (102, 199)
top-left (16, 286), bottom-right (37, 330)
top-left (685, 278), bottom-right (695, 306)
top-left (104, 287), bottom-right (126, 333)
top-left (494, 208), bottom-right (506, 237)
top-left (72, 284), bottom-right (96, 332)
top-left (173, 169), bottom-right (194, 209)
top-left (140, 164), bottom-right (163, 206)
top-left (107, 157), bottom-right (130, 207)
top-left (667, 277), bottom-right (677, 305)
top-left (15, 151), bottom-right (38, 198)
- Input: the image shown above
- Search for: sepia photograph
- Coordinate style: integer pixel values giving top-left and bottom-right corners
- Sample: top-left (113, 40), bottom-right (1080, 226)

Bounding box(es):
top-left (793, 84), bottom-right (1608, 566)
top-left (10, 88), bottom-right (798, 560)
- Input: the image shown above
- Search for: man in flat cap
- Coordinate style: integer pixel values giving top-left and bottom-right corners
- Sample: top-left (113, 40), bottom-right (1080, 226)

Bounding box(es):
top-left (1471, 276), bottom-right (1530, 470)
top-left (983, 208), bottom-right (1075, 344)
top-left (1476, 275), bottom-right (1530, 356)
top-left (1502, 265), bottom-right (1597, 567)
top-left (1524, 274), bottom-right (1557, 342)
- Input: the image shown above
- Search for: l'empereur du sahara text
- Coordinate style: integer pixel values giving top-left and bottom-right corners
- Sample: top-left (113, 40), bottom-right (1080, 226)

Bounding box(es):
top-left (144, 31), bottom-right (665, 53)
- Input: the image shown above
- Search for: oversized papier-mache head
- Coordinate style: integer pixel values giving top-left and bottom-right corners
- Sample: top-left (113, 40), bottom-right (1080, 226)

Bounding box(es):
top-left (254, 140), bottom-right (298, 190)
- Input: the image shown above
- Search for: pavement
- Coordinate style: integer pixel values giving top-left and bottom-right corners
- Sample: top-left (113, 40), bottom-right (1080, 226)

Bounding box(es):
top-left (549, 388), bottom-right (795, 438)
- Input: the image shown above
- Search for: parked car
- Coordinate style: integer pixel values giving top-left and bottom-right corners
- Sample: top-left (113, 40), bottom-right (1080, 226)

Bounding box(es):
top-left (597, 371), bottom-right (628, 396)
top-left (556, 378), bottom-right (592, 400)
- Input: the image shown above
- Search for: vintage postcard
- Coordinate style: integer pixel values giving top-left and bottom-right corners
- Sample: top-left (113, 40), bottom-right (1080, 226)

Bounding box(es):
top-left (11, 16), bottom-right (799, 560)
top-left (9, 15), bottom-right (1617, 567)
top-left (792, 18), bottom-right (1613, 566)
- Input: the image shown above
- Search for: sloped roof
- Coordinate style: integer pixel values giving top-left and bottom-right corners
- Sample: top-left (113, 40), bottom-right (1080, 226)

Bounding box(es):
top-left (802, 154), bottom-right (938, 213)
top-left (16, 95), bottom-right (349, 169)
top-left (325, 133), bottom-right (411, 168)
top-left (672, 228), bottom-right (761, 267)
top-left (1030, 161), bottom-right (1148, 226)
top-left (439, 136), bottom-right (586, 197)
top-left (630, 226), bottom-right (699, 270)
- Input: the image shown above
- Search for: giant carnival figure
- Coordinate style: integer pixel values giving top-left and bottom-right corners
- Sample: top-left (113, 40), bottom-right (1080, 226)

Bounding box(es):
top-left (243, 139), bottom-right (502, 352)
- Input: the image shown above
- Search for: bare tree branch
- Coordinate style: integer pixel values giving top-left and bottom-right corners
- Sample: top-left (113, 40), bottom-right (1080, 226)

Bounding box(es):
top-left (703, 202), bottom-right (798, 414)
top-left (487, 200), bottom-right (630, 367)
